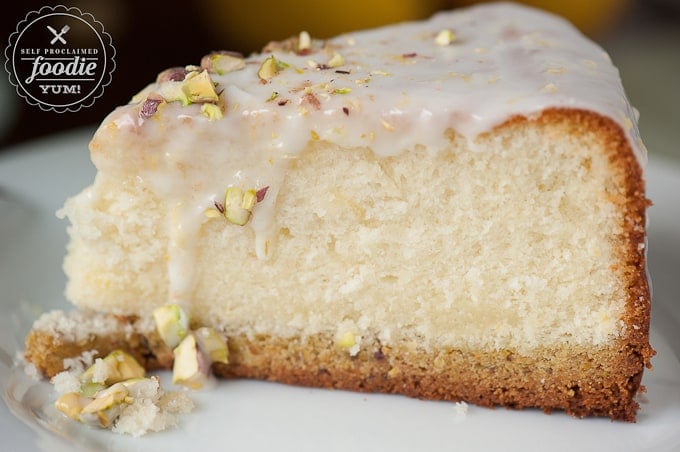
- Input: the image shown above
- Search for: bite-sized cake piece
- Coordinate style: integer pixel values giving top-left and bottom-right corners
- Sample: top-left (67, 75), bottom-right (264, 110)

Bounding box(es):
top-left (25, 2), bottom-right (653, 421)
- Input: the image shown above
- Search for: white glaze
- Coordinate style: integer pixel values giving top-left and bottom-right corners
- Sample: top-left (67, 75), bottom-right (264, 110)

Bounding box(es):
top-left (88, 2), bottom-right (645, 311)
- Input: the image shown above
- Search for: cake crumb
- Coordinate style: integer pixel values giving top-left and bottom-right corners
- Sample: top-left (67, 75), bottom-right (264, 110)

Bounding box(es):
top-left (50, 349), bottom-right (195, 436)
top-left (52, 349), bottom-right (100, 393)
top-left (23, 361), bottom-right (41, 381)
top-left (348, 344), bottom-right (361, 357)
top-left (112, 385), bottom-right (195, 437)
top-left (51, 370), bottom-right (82, 394)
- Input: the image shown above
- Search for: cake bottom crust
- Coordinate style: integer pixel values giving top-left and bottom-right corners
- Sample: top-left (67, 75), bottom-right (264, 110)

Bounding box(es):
top-left (24, 315), bottom-right (645, 422)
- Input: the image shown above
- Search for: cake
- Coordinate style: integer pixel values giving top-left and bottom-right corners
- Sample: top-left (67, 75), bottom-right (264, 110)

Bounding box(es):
top-left (25, 2), bottom-right (654, 422)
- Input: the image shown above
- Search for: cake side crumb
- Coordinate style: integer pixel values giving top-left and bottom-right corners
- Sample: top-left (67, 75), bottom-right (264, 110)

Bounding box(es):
top-left (32, 310), bottom-right (136, 342)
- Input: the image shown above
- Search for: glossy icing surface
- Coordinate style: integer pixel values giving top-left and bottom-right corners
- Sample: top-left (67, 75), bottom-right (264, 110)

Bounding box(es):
top-left (87, 2), bottom-right (645, 309)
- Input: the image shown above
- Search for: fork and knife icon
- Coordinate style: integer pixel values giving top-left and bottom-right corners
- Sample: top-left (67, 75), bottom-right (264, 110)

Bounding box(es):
top-left (47, 25), bottom-right (70, 45)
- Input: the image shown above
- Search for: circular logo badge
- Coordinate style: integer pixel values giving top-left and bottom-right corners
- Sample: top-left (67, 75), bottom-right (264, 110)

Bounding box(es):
top-left (4, 5), bottom-right (115, 112)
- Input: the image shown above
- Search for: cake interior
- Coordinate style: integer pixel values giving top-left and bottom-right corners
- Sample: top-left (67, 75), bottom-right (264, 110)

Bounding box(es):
top-left (60, 110), bottom-right (639, 355)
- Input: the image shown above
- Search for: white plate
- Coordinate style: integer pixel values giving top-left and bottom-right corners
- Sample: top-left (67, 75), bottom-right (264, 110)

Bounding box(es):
top-left (1, 129), bottom-right (680, 452)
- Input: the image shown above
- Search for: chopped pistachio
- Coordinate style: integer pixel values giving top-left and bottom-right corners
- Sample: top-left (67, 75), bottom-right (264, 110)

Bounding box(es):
top-left (333, 87), bottom-right (352, 94)
top-left (156, 67), bottom-right (188, 83)
top-left (120, 377), bottom-right (161, 399)
top-left (140, 95), bottom-right (164, 119)
top-left (81, 383), bottom-right (130, 413)
top-left (194, 327), bottom-right (229, 365)
top-left (153, 304), bottom-right (190, 349)
top-left (80, 350), bottom-right (146, 386)
top-left (55, 392), bottom-right (90, 420)
top-left (298, 31), bottom-right (311, 51)
top-left (262, 36), bottom-right (298, 53)
top-left (182, 70), bottom-right (220, 104)
top-left (258, 56), bottom-right (288, 81)
top-left (266, 91), bottom-right (279, 102)
top-left (302, 92), bottom-right (321, 110)
top-left (242, 189), bottom-right (257, 209)
top-left (224, 187), bottom-right (257, 226)
top-left (258, 56), bottom-right (278, 80)
top-left (337, 331), bottom-right (356, 348)
top-left (80, 381), bottom-right (106, 398)
top-left (255, 186), bottom-right (269, 202)
top-left (327, 52), bottom-right (345, 68)
top-left (158, 82), bottom-right (190, 106)
top-left (80, 383), bottom-right (131, 428)
top-left (201, 103), bottom-right (223, 121)
top-left (172, 334), bottom-right (210, 389)
top-left (204, 207), bottom-right (222, 218)
top-left (201, 51), bottom-right (245, 75)
top-left (381, 118), bottom-right (395, 131)
top-left (435, 29), bottom-right (456, 46)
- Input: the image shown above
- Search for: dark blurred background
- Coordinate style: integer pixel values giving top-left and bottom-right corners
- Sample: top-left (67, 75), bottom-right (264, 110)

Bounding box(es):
top-left (1, 0), bottom-right (679, 159)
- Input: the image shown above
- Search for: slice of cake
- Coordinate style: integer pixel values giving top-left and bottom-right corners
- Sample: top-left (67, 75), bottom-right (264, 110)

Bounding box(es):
top-left (25, 2), bottom-right (653, 422)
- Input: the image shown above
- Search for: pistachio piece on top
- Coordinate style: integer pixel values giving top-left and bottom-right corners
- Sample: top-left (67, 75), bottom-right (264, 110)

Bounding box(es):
top-left (181, 70), bottom-right (220, 104)
top-left (139, 93), bottom-right (164, 119)
top-left (156, 67), bottom-right (189, 83)
top-left (327, 52), bottom-right (345, 68)
top-left (435, 29), bottom-right (456, 46)
top-left (298, 31), bottom-right (312, 53)
top-left (258, 56), bottom-right (288, 81)
top-left (201, 103), bottom-right (224, 121)
top-left (224, 187), bottom-right (257, 225)
top-left (200, 51), bottom-right (245, 75)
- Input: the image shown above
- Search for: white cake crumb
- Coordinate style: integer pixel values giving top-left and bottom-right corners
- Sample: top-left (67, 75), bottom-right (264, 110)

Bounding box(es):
top-left (159, 391), bottom-right (195, 414)
top-left (23, 361), bottom-right (42, 381)
top-left (52, 350), bottom-right (100, 393)
top-left (17, 351), bottom-right (41, 381)
top-left (112, 389), bottom-right (194, 437)
top-left (51, 370), bottom-right (82, 394)
top-left (453, 401), bottom-right (468, 423)
top-left (112, 380), bottom-right (195, 437)
top-left (89, 357), bottom-right (110, 384)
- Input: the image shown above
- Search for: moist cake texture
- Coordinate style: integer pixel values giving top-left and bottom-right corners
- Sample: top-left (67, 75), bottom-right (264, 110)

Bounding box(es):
top-left (25, 2), bottom-right (653, 421)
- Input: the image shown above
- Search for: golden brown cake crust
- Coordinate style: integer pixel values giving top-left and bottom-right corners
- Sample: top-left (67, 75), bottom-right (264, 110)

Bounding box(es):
top-left (25, 322), bottom-right (646, 422)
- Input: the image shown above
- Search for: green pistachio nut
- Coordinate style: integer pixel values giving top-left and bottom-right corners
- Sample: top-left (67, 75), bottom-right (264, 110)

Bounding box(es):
top-left (79, 383), bottom-right (131, 428)
top-left (224, 187), bottom-right (257, 225)
top-left (80, 350), bottom-right (146, 386)
top-left (172, 333), bottom-right (210, 390)
top-left (195, 327), bottom-right (229, 365)
top-left (182, 70), bottom-right (220, 104)
top-left (153, 304), bottom-right (190, 349)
